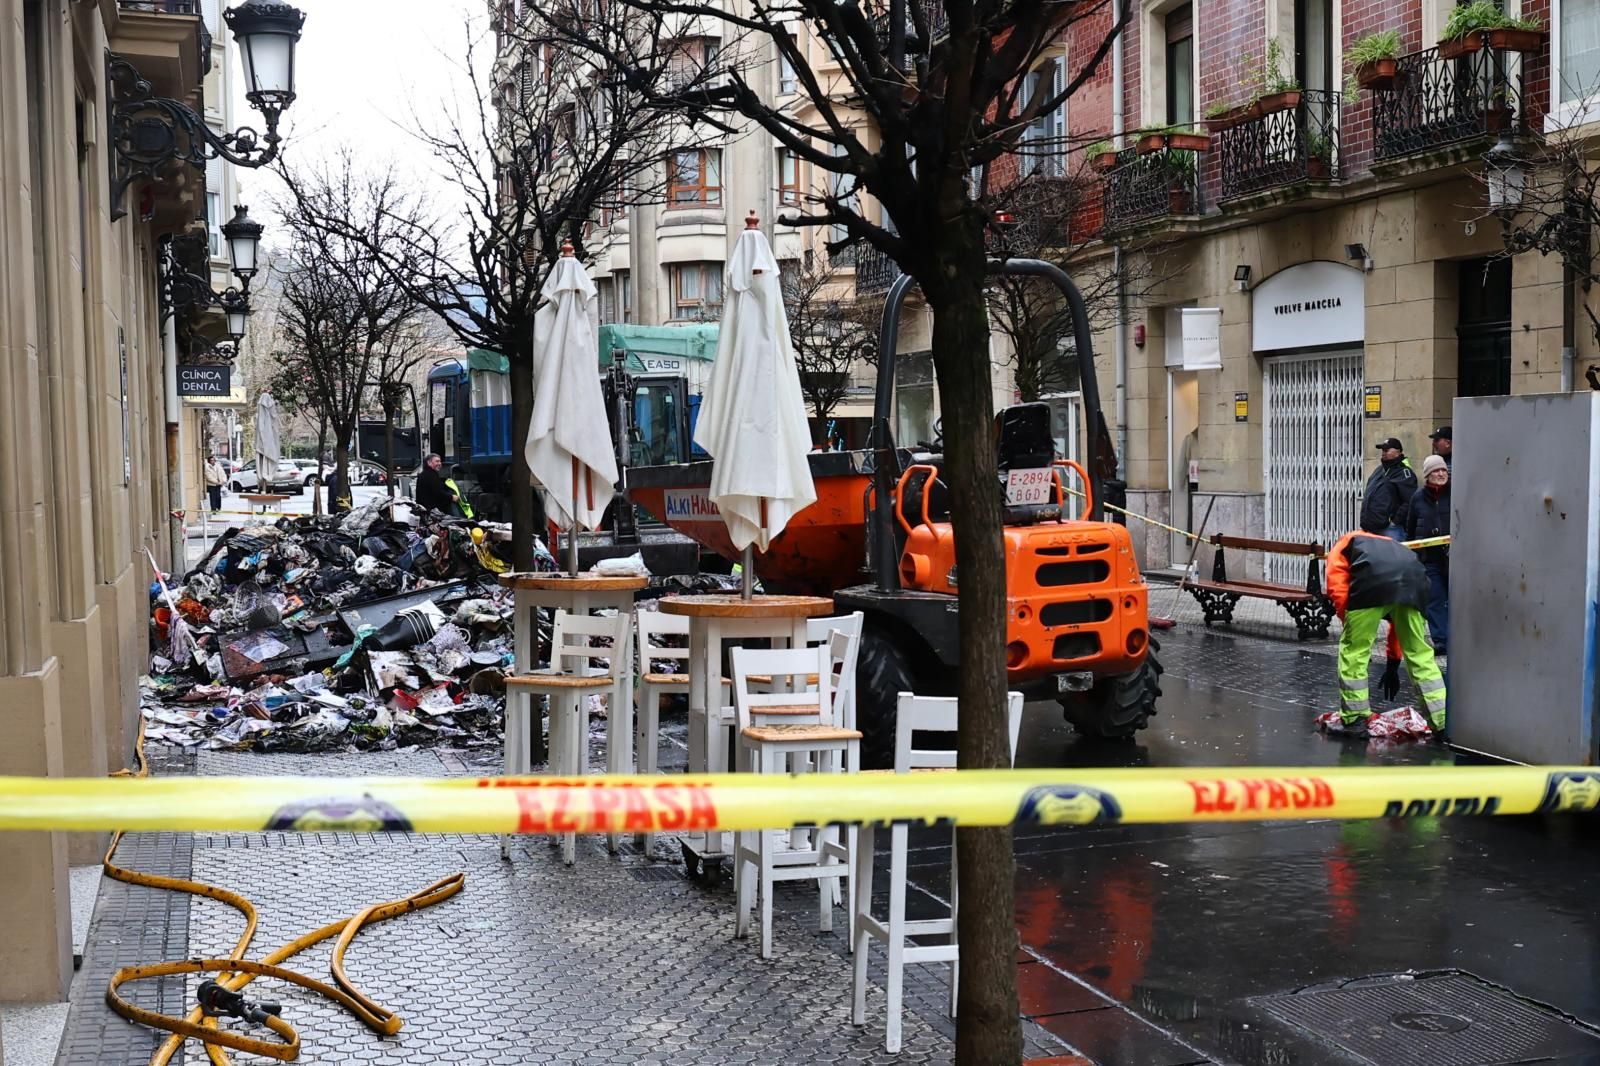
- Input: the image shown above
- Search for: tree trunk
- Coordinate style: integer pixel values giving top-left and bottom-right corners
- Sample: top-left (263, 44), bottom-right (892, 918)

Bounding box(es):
top-left (332, 428), bottom-right (353, 515)
top-left (929, 251), bottom-right (1021, 1065)
top-left (509, 344), bottom-right (542, 571)
top-left (314, 413), bottom-right (329, 517)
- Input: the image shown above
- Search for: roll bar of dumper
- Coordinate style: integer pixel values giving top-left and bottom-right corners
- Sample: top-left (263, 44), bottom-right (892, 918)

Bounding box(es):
top-left (869, 258), bottom-right (1118, 594)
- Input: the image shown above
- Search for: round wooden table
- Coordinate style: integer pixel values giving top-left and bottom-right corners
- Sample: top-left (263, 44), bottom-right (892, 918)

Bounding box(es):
top-left (497, 572), bottom-right (650, 857)
top-left (658, 594), bottom-right (836, 868)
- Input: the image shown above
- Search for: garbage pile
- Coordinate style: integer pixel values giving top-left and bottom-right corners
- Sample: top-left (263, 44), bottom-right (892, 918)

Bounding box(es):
top-left (142, 503), bottom-right (547, 753)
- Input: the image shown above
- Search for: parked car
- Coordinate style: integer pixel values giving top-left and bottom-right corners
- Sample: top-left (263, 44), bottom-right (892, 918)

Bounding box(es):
top-left (228, 461), bottom-right (304, 494)
top-left (288, 459), bottom-right (331, 487)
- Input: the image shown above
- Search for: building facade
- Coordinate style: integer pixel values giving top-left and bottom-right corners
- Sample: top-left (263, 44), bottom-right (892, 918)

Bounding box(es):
top-left (1064, 0), bottom-right (1599, 575)
top-left (1, 0), bottom-right (213, 1001)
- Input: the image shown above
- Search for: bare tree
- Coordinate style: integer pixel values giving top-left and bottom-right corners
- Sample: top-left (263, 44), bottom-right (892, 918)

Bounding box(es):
top-left (783, 256), bottom-right (878, 435)
top-left (366, 319), bottom-right (440, 501)
top-left (273, 157), bottom-right (422, 513)
top-left (553, 2), bottom-right (1127, 1058)
top-left (286, 7), bottom-right (688, 568)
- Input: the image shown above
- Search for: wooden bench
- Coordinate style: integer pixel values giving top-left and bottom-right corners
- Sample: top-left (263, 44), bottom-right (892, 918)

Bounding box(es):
top-left (1186, 535), bottom-right (1336, 640)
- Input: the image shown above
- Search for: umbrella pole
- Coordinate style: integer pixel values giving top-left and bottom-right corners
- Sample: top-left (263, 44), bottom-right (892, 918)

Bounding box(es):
top-left (742, 496), bottom-right (768, 601)
top-left (568, 457), bottom-right (580, 576)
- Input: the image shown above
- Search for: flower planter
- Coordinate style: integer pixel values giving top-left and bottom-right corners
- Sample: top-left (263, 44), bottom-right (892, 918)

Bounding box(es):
top-left (1206, 101), bottom-right (1261, 132)
top-left (1355, 58), bottom-right (1400, 90)
top-left (1483, 105), bottom-right (1514, 132)
top-left (1168, 187), bottom-right (1193, 215)
top-left (1440, 27), bottom-right (1547, 58)
top-left (1257, 89), bottom-right (1303, 115)
top-left (1136, 131), bottom-right (1211, 155)
top-left (1306, 157), bottom-right (1332, 180)
top-left (1090, 151), bottom-right (1121, 172)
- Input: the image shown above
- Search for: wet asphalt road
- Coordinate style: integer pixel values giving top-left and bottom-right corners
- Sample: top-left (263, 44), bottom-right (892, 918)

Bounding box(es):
top-left (909, 627), bottom-right (1600, 1066)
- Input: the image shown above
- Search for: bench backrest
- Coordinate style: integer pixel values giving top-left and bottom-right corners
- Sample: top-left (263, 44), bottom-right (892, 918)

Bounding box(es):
top-left (1209, 534), bottom-right (1325, 558)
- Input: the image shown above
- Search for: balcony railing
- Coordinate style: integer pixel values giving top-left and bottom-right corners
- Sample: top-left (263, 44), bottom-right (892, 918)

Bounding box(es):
top-left (854, 244), bottom-right (902, 297)
top-left (871, 0), bottom-right (950, 63)
top-left (1215, 89), bottom-right (1342, 199)
top-left (1373, 44), bottom-right (1525, 162)
top-left (1103, 148), bottom-right (1198, 232)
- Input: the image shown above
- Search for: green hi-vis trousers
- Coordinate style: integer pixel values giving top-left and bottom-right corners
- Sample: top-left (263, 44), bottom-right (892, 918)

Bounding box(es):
top-left (1338, 605), bottom-right (1447, 729)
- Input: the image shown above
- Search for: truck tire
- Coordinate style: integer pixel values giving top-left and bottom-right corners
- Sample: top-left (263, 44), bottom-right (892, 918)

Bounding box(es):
top-left (855, 624), bottom-right (918, 770)
top-left (1060, 640), bottom-right (1163, 739)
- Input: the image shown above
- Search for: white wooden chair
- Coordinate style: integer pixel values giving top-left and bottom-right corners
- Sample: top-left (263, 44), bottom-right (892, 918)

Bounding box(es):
top-left (730, 643), bottom-right (861, 959)
top-left (504, 609), bottom-right (632, 865)
top-left (850, 691), bottom-right (1025, 1052)
top-left (633, 609), bottom-right (691, 850)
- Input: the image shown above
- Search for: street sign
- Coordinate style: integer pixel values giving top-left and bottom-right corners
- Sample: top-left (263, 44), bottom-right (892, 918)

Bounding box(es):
top-left (178, 365), bottom-right (231, 397)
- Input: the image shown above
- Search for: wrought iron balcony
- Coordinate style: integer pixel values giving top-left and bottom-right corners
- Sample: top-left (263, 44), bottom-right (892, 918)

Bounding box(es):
top-left (1373, 45), bottom-right (1526, 162)
top-left (872, 0), bottom-right (949, 66)
top-left (1215, 89), bottom-right (1341, 199)
top-left (1102, 148), bottom-right (1199, 232)
top-left (853, 243), bottom-right (902, 297)
top-left (118, 0), bottom-right (199, 11)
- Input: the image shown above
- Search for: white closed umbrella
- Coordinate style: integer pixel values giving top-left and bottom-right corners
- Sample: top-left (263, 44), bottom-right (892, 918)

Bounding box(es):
top-left (526, 244), bottom-right (619, 574)
top-left (693, 214), bottom-right (817, 597)
top-left (253, 392), bottom-right (281, 487)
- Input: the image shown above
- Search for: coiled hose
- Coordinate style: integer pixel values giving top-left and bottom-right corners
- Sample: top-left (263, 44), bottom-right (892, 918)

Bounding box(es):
top-left (104, 720), bottom-right (465, 1063)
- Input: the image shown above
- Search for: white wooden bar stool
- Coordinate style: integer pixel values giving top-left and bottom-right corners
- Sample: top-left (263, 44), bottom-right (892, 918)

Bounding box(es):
top-left (730, 643), bottom-right (860, 959)
top-left (504, 609), bottom-right (632, 865)
top-left (633, 609), bottom-right (691, 850)
top-left (850, 691), bottom-right (1024, 1052)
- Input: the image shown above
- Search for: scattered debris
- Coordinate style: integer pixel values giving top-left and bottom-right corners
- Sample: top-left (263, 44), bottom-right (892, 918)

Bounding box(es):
top-left (1315, 706), bottom-right (1433, 741)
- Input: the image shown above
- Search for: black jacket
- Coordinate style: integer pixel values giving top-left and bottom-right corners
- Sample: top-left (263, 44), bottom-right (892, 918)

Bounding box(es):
top-left (1342, 532), bottom-right (1430, 612)
top-left (1360, 458), bottom-right (1417, 533)
top-left (416, 466), bottom-right (456, 514)
top-left (1406, 484), bottom-right (1450, 565)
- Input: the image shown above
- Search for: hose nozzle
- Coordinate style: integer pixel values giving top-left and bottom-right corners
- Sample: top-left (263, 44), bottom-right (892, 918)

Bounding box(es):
top-left (197, 979), bottom-right (283, 1025)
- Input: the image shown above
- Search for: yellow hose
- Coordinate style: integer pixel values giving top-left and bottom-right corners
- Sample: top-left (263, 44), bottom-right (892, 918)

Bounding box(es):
top-left (105, 715), bottom-right (465, 1063)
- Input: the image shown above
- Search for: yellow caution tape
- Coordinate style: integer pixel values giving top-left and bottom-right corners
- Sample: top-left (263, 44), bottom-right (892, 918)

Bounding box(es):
top-left (3, 766), bottom-right (1599, 834)
top-left (1403, 535), bottom-right (1451, 549)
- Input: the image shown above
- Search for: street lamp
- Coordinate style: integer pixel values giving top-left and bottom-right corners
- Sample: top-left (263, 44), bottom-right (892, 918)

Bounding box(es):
top-left (222, 291), bottom-right (251, 342)
top-left (106, 0), bottom-right (307, 219)
top-left (1484, 131), bottom-right (1526, 215)
top-left (221, 205), bottom-right (264, 287)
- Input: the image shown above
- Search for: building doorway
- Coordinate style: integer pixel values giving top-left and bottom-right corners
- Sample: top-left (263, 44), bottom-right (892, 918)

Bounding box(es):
top-left (1263, 350), bottom-right (1364, 582)
top-left (1457, 257), bottom-right (1512, 397)
top-left (1167, 370), bottom-right (1200, 567)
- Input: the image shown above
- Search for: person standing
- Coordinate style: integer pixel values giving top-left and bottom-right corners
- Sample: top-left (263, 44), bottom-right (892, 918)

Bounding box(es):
top-left (1360, 437), bottom-right (1417, 539)
top-left (415, 453), bottom-right (460, 515)
top-left (203, 455), bottom-right (226, 512)
top-left (1429, 425), bottom-right (1451, 468)
top-left (1324, 528), bottom-right (1449, 739)
top-left (1407, 455), bottom-right (1451, 653)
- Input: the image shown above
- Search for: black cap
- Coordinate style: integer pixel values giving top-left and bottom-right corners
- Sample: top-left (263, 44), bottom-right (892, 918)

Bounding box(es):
top-left (1429, 425), bottom-right (1452, 441)
top-left (1375, 437), bottom-right (1403, 452)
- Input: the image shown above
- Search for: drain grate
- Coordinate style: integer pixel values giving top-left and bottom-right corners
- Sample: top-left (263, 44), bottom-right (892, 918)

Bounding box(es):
top-left (1253, 971), bottom-right (1600, 1066)
top-left (628, 866), bottom-right (685, 883)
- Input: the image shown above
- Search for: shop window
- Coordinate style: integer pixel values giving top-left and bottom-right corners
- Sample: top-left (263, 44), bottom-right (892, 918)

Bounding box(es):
top-left (1456, 257), bottom-right (1512, 397)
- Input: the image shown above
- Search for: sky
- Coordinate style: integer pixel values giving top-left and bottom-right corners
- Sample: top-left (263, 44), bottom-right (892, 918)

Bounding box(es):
top-left (231, 0), bottom-right (486, 246)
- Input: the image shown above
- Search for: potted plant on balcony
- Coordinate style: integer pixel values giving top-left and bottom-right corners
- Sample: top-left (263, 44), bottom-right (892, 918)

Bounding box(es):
top-left (1304, 130), bottom-right (1335, 179)
top-left (1346, 30), bottom-right (1403, 90)
top-left (1086, 140), bottom-right (1121, 172)
top-left (1134, 124), bottom-right (1212, 155)
top-left (1439, 1), bottom-right (1545, 59)
top-left (1205, 97), bottom-right (1260, 132)
top-left (1255, 40), bottom-right (1302, 115)
top-left (1158, 150), bottom-right (1198, 214)
top-left (1483, 86), bottom-right (1517, 132)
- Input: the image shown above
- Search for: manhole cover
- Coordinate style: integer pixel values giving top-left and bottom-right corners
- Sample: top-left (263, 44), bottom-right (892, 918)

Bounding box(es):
top-left (1252, 972), bottom-right (1600, 1066)
top-left (629, 866), bottom-right (684, 883)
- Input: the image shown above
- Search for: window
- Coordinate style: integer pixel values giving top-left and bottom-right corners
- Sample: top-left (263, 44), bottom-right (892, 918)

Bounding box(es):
top-left (1293, 0), bottom-right (1333, 95)
top-left (1558, 0), bottom-right (1600, 106)
top-left (598, 277), bottom-right (617, 323)
top-left (778, 51), bottom-right (798, 94)
top-left (1020, 59), bottom-right (1066, 177)
top-left (1165, 6), bottom-right (1195, 125)
top-left (671, 262), bottom-right (723, 318)
top-left (616, 269), bottom-right (631, 323)
top-left (206, 192), bottom-right (222, 256)
top-left (778, 149), bottom-right (800, 205)
top-left (829, 142), bottom-right (857, 261)
top-left (668, 148), bottom-right (722, 206)
top-left (667, 36), bottom-right (720, 89)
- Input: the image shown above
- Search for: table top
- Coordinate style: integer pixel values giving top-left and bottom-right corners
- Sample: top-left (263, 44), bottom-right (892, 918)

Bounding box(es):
top-left (240, 493), bottom-right (291, 502)
top-left (658, 594), bottom-right (835, 619)
top-left (498, 572), bottom-right (650, 591)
